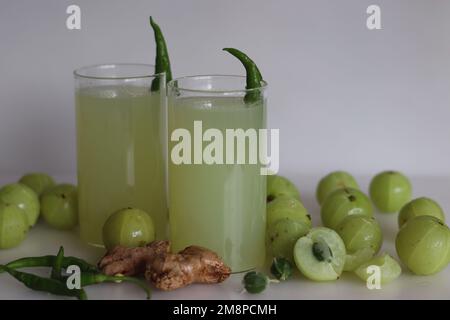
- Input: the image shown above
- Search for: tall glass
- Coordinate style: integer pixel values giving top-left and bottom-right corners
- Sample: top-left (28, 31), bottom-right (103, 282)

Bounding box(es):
top-left (168, 75), bottom-right (267, 271)
top-left (74, 64), bottom-right (167, 246)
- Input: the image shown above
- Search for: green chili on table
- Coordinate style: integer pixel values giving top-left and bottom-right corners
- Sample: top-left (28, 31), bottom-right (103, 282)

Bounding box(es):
top-left (0, 254), bottom-right (150, 299)
top-left (1, 265), bottom-right (87, 300)
top-left (0, 255), bottom-right (97, 273)
top-left (51, 246), bottom-right (64, 280)
top-left (223, 48), bottom-right (264, 104)
top-left (150, 16), bottom-right (173, 92)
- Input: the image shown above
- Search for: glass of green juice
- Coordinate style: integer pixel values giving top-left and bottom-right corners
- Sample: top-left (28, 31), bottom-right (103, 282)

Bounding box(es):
top-left (74, 64), bottom-right (167, 246)
top-left (167, 75), bottom-right (267, 271)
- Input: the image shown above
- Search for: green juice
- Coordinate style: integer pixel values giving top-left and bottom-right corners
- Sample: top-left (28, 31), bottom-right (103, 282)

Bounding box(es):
top-left (168, 96), bottom-right (266, 271)
top-left (76, 85), bottom-right (167, 246)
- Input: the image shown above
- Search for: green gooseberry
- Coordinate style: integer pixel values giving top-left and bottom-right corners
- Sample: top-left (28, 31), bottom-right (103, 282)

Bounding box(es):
top-left (267, 175), bottom-right (301, 202)
top-left (396, 216), bottom-right (450, 275)
top-left (316, 171), bottom-right (359, 205)
top-left (398, 197), bottom-right (445, 228)
top-left (41, 184), bottom-right (78, 230)
top-left (321, 188), bottom-right (373, 230)
top-left (0, 203), bottom-right (29, 249)
top-left (102, 207), bottom-right (155, 250)
top-left (19, 173), bottom-right (55, 196)
top-left (267, 218), bottom-right (310, 261)
top-left (0, 183), bottom-right (39, 227)
top-left (336, 215), bottom-right (383, 271)
top-left (337, 215), bottom-right (382, 253)
top-left (369, 171), bottom-right (412, 213)
top-left (266, 196), bottom-right (311, 228)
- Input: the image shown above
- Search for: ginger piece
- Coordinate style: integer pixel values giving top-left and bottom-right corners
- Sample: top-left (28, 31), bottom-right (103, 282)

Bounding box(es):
top-left (146, 245), bottom-right (231, 291)
top-left (98, 240), bottom-right (169, 276)
top-left (98, 241), bottom-right (231, 291)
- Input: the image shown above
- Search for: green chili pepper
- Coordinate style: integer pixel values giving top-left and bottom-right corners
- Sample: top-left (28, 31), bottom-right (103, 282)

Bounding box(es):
top-left (222, 48), bottom-right (264, 104)
top-left (1, 255), bottom-right (97, 273)
top-left (150, 16), bottom-right (173, 92)
top-left (64, 272), bottom-right (151, 300)
top-left (51, 246), bottom-right (64, 280)
top-left (1, 265), bottom-right (87, 300)
top-left (62, 256), bottom-right (98, 272)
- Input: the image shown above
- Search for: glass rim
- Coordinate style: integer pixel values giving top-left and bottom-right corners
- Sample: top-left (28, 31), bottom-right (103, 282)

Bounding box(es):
top-left (73, 63), bottom-right (165, 80)
top-left (167, 74), bottom-right (268, 94)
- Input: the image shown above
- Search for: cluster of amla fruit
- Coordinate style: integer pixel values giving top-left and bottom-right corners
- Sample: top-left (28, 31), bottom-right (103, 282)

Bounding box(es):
top-left (317, 170), bottom-right (449, 280)
top-left (0, 173), bottom-right (77, 249)
top-left (244, 171), bottom-right (450, 293)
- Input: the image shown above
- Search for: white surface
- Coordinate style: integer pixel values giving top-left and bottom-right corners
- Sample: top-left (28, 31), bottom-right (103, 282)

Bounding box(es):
top-left (1, 0), bottom-right (450, 177)
top-left (0, 175), bottom-right (449, 300)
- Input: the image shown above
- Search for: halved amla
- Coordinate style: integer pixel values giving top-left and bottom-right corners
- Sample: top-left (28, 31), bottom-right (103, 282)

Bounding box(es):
top-left (354, 253), bottom-right (401, 284)
top-left (293, 227), bottom-right (346, 281)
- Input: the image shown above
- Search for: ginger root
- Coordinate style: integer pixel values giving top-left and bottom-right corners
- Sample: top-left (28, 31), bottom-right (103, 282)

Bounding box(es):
top-left (98, 241), bottom-right (231, 291)
top-left (98, 240), bottom-right (170, 276)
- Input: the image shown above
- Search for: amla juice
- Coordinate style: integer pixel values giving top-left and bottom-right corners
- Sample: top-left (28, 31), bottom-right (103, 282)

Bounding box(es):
top-left (76, 85), bottom-right (167, 245)
top-left (168, 96), bottom-right (266, 271)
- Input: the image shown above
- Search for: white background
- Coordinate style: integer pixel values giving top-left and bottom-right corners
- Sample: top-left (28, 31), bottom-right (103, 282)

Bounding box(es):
top-left (1, 0), bottom-right (450, 179)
